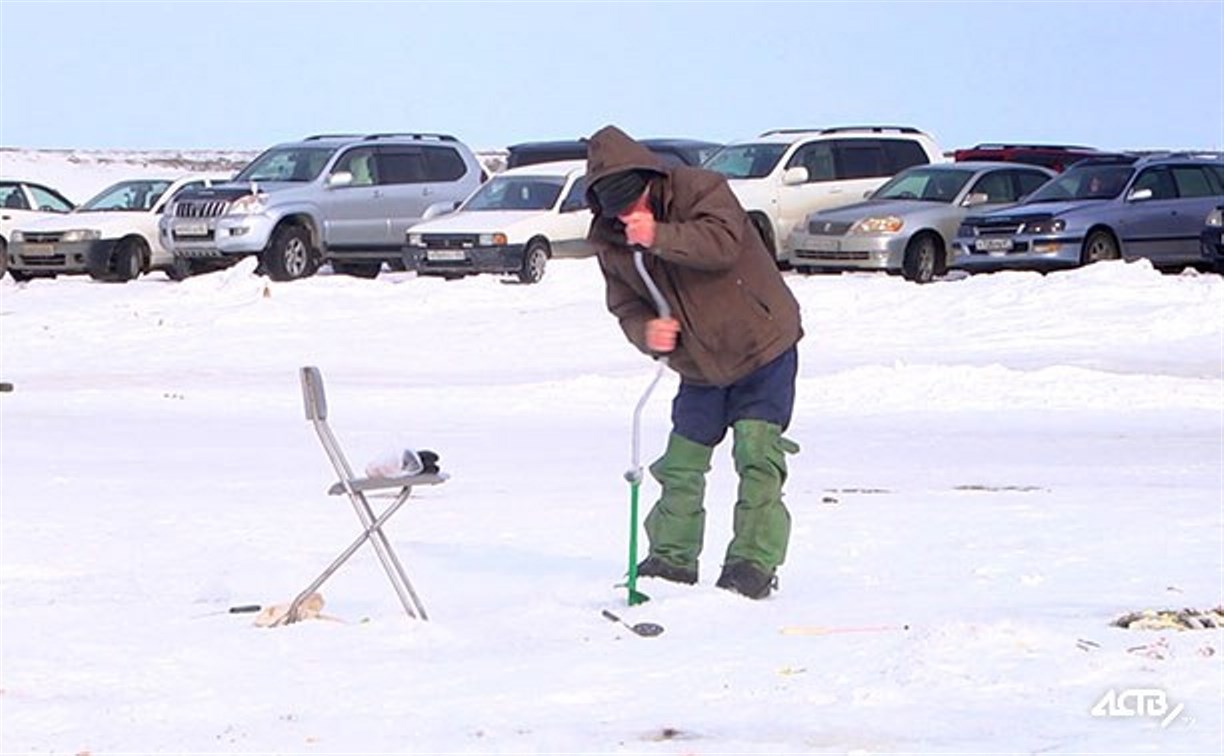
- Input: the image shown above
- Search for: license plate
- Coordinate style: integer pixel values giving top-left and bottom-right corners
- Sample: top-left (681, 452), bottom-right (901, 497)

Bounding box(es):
top-left (976, 237), bottom-right (1014, 253)
top-left (426, 249), bottom-right (466, 262)
top-left (806, 238), bottom-right (840, 253)
top-left (21, 243), bottom-right (55, 256)
top-left (175, 221), bottom-right (210, 237)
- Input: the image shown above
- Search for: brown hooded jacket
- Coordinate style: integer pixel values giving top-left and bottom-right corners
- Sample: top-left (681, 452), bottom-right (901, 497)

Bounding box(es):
top-left (585, 125), bottom-right (803, 386)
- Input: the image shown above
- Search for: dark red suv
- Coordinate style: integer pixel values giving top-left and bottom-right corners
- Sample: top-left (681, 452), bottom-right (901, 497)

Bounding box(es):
top-left (952, 143), bottom-right (1124, 173)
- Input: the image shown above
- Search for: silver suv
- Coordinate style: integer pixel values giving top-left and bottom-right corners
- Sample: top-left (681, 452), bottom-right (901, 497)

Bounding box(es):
top-left (160, 133), bottom-right (483, 280)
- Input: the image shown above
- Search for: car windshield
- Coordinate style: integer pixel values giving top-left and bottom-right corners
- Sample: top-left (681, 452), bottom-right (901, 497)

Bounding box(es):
top-left (80, 180), bottom-right (173, 211)
top-left (234, 146), bottom-right (337, 183)
top-left (1025, 164), bottom-right (1134, 203)
top-left (703, 144), bottom-right (787, 179)
top-left (873, 167), bottom-right (975, 203)
top-left (462, 175), bottom-right (565, 211)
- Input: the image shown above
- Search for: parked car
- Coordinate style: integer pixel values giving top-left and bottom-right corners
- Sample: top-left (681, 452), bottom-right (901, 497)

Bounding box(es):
top-left (8, 174), bottom-right (229, 282)
top-left (704, 126), bottom-right (944, 263)
top-left (0, 180), bottom-right (75, 279)
top-left (404, 160), bottom-right (590, 284)
top-left (1202, 204), bottom-right (1224, 273)
top-left (952, 143), bottom-right (1125, 172)
top-left (162, 133), bottom-right (484, 281)
top-left (951, 153), bottom-right (1224, 274)
top-left (506, 138), bottom-right (721, 170)
top-left (786, 162), bottom-right (1055, 282)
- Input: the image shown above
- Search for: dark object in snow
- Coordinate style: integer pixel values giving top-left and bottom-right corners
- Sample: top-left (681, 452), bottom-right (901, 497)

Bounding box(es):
top-left (0, 382), bottom-right (12, 392)
top-left (601, 609), bottom-right (664, 637)
top-left (1112, 607), bottom-right (1224, 630)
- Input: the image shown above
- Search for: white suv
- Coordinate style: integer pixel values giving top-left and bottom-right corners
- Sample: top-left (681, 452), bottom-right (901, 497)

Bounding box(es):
top-left (704, 126), bottom-right (944, 262)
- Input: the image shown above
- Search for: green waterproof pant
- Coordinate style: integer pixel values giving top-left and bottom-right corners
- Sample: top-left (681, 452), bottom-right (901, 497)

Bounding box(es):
top-left (644, 421), bottom-right (799, 573)
top-left (643, 432), bottom-right (714, 569)
top-left (724, 419), bottom-right (799, 572)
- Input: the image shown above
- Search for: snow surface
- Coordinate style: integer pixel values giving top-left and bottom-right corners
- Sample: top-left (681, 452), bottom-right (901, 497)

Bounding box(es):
top-left (2, 154), bottom-right (1223, 755)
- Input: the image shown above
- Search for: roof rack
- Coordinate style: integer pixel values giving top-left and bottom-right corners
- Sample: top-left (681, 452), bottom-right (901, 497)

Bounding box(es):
top-left (303, 133), bottom-right (365, 141)
top-left (819, 125), bottom-right (922, 135)
top-left (362, 133), bottom-right (456, 142)
top-left (968, 143), bottom-right (1095, 151)
top-left (758, 128), bottom-right (825, 137)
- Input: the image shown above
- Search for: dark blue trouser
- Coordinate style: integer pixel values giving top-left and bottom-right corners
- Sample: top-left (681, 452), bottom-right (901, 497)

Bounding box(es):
top-left (671, 346), bottom-right (797, 447)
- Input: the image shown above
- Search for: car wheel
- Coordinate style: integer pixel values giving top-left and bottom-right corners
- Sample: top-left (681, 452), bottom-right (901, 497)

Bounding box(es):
top-left (165, 256), bottom-right (195, 282)
top-left (108, 238), bottom-right (145, 283)
top-left (262, 225), bottom-right (316, 282)
top-left (1081, 230), bottom-right (1119, 266)
top-left (518, 240), bottom-right (548, 284)
top-left (901, 234), bottom-right (939, 283)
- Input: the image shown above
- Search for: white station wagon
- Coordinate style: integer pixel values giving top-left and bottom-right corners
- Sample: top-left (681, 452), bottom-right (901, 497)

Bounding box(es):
top-left (404, 160), bottom-right (590, 284)
top-left (9, 174), bottom-right (230, 282)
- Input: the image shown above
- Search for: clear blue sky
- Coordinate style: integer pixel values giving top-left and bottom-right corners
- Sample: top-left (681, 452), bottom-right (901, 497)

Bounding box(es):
top-left (1, 0), bottom-right (1221, 153)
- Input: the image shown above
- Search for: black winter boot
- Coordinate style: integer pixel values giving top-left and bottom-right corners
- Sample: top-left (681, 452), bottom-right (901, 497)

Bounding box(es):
top-left (636, 555), bottom-right (698, 585)
top-left (715, 560), bottom-right (777, 599)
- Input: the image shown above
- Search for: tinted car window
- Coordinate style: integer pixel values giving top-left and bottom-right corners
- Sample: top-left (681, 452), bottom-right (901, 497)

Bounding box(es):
top-left (378, 149), bottom-right (427, 184)
top-left (424, 147), bottom-right (467, 182)
top-left (881, 140), bottom-right (930, 172)
top-left (835, 140), bottom-right (887, 180)
top-left (1171, 166), bottom-right (1215, 198)
top-left (559, 176), bottom-right (588, 212)
top-left (1015, 170), bottom-right (1050, 197)
top-left (26, 185), bottom-right (73, 212)
top-left (969, 171), bottom-right (1015, 203)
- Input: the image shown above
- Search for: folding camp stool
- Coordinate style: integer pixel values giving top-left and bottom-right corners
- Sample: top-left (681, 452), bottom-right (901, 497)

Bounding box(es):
top-left (276, 366), bottom-right (447, 625)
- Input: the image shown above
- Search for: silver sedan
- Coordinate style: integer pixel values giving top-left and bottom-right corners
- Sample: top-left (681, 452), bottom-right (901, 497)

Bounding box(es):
top-left (786, 162), bottom-right (1055, 283)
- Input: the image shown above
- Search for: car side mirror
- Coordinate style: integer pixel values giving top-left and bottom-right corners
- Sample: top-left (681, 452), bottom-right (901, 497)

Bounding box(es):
top-left (422, 200), bottom-right (460, 220)
top-left (862, 189), bottom-right (874, 198)
top-left (782, 167), bottom-right (809, 186)
top-left (962, 192), bottom-right (990, 207)
top-left (1127, 187), bottom-right (1153, 202)
top-left (326, 171), bottom-right (353, 188)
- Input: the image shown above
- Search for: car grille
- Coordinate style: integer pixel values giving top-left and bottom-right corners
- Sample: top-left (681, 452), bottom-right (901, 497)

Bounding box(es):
top-left (421, 234), bottom-right (480, 249)
top-left (21, 253), bottom-right (67, 267)
top-left (973, 220), bottom-right (1025, 236)
top-left (807, 220), bottom-right (853, 235)
top-left (793, 248), bottom-right (869, 261)
top-left (21, 232), bottom-right (63, 243)
top-left (174, 200), bottom-right (229, 218)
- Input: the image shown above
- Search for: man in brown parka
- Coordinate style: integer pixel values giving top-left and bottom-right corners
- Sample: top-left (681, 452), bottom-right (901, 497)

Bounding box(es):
top-left (585, 125), bottom-right (803, 599)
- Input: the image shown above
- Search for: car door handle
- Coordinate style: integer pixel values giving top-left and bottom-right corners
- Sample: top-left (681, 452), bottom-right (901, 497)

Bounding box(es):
top-left (422, 187), bottom-right (433, 196)
top-left (0, 214), bottom-right (9, 221)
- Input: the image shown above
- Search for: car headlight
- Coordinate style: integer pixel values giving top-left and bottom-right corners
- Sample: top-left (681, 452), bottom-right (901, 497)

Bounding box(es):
top-left (407, 233), bottom-right (423, 246)
top-left (10, 230), bottom-right (23, 242)
top-left (61, 229), bottom-right (102, 242)
top-left (850, 216), bottom-right (904, 234)
top-left (226, 194), bottom-right (267, 216)
top-left (1020, 218), bottom-right (1066, 235)
top-left (1207, 208), bottom-right (1224, 227)
top-left (478, 233), bottom-right (508, 246)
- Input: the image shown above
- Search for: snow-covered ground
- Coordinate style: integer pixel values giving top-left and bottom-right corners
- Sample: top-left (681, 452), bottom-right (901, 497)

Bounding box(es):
top-left (1, 153), bottom-right (1222, 755)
